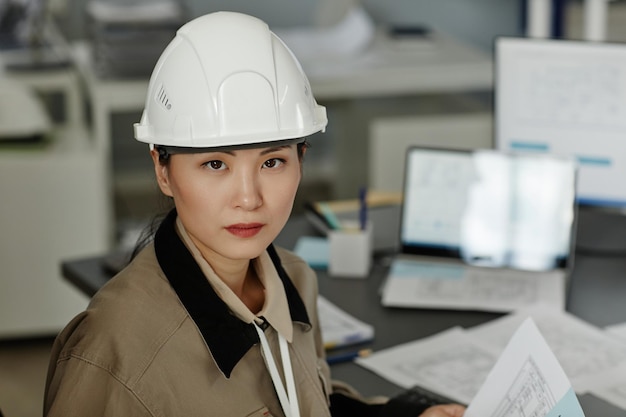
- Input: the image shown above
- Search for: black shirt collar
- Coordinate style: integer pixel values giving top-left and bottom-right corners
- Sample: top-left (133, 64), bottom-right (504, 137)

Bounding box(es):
top-left (154, 209), bottom-right (310, 378)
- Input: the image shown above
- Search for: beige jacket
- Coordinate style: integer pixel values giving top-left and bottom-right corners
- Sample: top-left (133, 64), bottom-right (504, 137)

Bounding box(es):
top-left (44, 210), bottom-right (376, 417)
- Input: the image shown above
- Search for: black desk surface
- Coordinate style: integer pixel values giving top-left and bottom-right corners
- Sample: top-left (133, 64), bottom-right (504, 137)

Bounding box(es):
top-left (61, 207), bottom-right (626, 416)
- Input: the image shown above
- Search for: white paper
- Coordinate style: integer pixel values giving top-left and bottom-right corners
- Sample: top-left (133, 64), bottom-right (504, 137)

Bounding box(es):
top-left (605, 322), bottom-right (626, 343)
top-left (585, 322), bottom-right (626, 411)
top-left (468, 304), bottom-right (626, 393)
top-left (317, 295), bottom-right (374, 350)
top-left (465, 318), bottom-right (584, 417)
top-left (274, 6), bottom-right (375, 62)
top-left (381, 260), bottom-right (565, 312)
top-left (356, 327), bottom-right (500, 404)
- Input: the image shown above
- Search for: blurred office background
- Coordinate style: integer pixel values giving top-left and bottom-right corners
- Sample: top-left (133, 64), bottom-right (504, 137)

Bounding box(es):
top-left (1, 1), bottom-right (626, 416)
top-left (68, 0), bottom-right (521, 225)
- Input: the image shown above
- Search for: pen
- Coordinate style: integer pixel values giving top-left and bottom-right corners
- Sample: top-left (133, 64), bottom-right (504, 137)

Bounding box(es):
top-left (326, 348), bottom-right (373, 365)
top-left (359, 186), bottom-right (367, 231)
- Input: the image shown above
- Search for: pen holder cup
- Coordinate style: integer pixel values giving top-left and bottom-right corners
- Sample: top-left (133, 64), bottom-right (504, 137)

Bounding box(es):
top-left (328, 222), bottom-right (373, 278)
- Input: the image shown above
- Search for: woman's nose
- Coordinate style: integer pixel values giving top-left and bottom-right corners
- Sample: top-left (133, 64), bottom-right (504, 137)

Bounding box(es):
top-left (232, 171), bottom-right (263, 210)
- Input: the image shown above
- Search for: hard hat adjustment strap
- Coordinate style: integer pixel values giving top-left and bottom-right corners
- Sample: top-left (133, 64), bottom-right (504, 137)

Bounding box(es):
top-left (156, 145), bottom-right (171, 161)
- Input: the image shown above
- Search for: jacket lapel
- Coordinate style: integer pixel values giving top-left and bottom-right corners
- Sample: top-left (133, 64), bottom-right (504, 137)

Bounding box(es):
top-left (154, 209), bottom-right (310, 378)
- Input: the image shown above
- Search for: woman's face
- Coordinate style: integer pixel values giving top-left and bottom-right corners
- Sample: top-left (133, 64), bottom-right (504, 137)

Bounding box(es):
top-left (152, 144), bottom-right (302, 265)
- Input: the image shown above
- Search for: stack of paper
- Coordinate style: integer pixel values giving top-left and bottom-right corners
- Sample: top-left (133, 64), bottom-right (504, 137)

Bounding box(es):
top-left (318, 295), bottom-right (374, 350)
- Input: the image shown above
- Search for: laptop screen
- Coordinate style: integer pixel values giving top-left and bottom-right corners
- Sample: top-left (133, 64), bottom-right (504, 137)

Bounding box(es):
top-left (400, 147), bottom-right (577, 271)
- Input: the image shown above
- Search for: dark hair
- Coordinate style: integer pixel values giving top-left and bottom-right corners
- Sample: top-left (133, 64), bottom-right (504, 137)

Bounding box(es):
top-left (129, 198), bottom-right (173, 261)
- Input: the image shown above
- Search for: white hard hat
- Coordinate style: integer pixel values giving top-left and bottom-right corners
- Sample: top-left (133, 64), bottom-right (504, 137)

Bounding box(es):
top-left (134, 11), bottom-right (327, 149)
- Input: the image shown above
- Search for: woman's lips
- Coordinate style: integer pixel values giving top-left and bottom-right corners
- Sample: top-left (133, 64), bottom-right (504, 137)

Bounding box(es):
top-left (225, 223), bottom-right (264, 238)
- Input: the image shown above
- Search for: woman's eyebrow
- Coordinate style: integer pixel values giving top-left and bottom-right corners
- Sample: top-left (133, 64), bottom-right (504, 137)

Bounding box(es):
top-left (197, 145), bottom-right (291, 157)
top-left (259, 145), bottom-right (290, 155)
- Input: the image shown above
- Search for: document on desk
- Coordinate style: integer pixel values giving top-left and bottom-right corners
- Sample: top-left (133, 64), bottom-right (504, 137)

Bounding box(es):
top-left (605, 322), bottom-right (626, 343)
top-left (587, 322), bottom-right (626, 412)
top-left (317, 295), bottom-right (374, 350)
top-left (468, 304), bottom-right (626, 394)
top-left (465, 318), bottom-right (584, 417)
top-left (356, 326), bottom-right (499, 404)
top-left (381, 260), bottom-right (565, 312)
top-left (357, 318), bottom-right (585, 415)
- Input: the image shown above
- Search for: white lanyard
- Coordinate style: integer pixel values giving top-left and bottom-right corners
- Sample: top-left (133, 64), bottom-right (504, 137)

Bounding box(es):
top-left (254, 323), bottom-right (300, 417)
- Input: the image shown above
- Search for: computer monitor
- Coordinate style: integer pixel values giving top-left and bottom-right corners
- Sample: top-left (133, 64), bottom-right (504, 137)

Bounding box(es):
top-left (495, 37), bottom-right (626, 210)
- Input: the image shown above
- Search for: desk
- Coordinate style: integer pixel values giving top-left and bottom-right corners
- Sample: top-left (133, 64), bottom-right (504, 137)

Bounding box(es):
top-left (61, 208), bottom-right (626, 415)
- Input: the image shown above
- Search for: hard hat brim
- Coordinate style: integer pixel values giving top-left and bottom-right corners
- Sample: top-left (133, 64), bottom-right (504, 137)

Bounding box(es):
top-left (154, 137), bottom-right (307, 155)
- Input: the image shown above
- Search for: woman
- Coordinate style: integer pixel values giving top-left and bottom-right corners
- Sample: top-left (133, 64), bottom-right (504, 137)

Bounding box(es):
top-left (44, 11), bottom-right (465, 417)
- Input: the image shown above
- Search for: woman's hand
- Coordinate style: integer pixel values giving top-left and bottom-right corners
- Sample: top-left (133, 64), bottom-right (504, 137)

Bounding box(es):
top-left (419, 404), bottom-right (466, 417)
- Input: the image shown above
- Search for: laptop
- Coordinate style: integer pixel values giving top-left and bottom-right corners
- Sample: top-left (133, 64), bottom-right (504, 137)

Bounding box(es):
top-left (381, 146), bottom-right (578, 312)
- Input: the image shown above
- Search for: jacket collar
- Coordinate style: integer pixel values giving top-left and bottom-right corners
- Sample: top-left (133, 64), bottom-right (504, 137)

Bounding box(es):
top-left (154, 209), bottom-right (310, 378)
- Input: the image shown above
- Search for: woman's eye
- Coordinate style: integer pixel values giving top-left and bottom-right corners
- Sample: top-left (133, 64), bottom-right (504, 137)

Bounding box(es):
top-left (205, 160), bottom-right (226, 170)
top-left (264, 158), bottom-right (284, 169)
